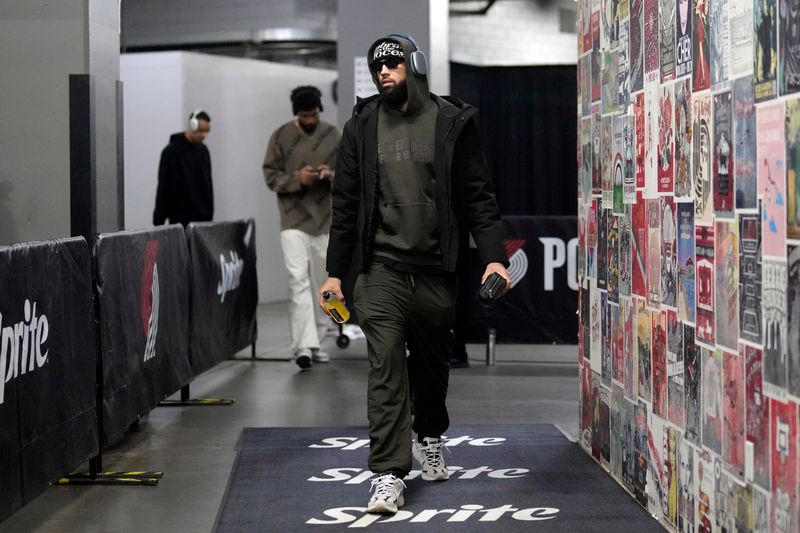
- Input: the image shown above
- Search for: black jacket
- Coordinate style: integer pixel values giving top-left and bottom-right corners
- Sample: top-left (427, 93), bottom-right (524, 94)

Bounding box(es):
top-left (153, 133), bottom-right (214, 226)
top-left (326, 94), bottom-right (508, 278)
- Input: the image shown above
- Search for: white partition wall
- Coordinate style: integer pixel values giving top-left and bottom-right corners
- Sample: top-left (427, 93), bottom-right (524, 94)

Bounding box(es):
top-left (121, 51), bottom-right (338, 303)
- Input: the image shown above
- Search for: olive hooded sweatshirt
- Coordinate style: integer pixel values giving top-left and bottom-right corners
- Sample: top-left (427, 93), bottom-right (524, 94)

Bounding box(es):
top-left (367, 35), bottom-right (441, 272)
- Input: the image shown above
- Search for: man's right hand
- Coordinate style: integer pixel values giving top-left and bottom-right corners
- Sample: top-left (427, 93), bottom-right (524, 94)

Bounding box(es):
top-left (298, 165), bottom-right (320, 186)
top-left (319, 277), bottom-right (344, 309)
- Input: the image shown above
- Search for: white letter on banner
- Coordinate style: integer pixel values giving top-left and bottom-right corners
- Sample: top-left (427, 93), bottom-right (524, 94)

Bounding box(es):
top-left (309, 437), bottom-right (359, 448)
top-left (306, 507), bottom-right (363, 525)
top-left (2, 326), bottom-right (15, 384)
top-left (568, 238), bottom-right (579, 291)
top-left (307, 468), bottom-right (360, 482)
top-left (539, 238), bottom-right (565, 291)
top-left (0, 312), bottom-right (5, 405)
top-left (20, 300), bottom-right (31, 375)
top-left (12, 322), bottom-right (23, 379)
top-left (36, 313), bottom-right (49, 367)
top-left (511, 507), bottom-right (559, 521)
top-left (218, 253), bottom-right (229, 302)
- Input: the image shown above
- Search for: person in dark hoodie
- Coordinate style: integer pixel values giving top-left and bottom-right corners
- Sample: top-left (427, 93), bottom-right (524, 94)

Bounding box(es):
top-left (318, 34), bottom-right (510, 514)
top-left (153, 109), bottom-right (214, 227)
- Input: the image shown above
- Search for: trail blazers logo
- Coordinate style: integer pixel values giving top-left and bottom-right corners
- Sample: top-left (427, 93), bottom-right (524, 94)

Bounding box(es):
top-left (140, 241), bottom-right (160, 362)
top-left (504, 239), bottom-right (528, 289)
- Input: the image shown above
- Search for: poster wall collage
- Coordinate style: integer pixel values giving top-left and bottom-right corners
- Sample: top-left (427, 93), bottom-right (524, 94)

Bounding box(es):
top-left (575, 0), bottom-right (800, 530)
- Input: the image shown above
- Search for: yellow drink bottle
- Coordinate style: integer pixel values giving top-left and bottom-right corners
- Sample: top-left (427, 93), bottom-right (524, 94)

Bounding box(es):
top-left (322, 291), bottom-right (350, 323)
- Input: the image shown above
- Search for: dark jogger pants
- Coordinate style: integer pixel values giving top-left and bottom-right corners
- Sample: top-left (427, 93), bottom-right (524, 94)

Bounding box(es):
top-left (353, 262), bottom-right (457, 475)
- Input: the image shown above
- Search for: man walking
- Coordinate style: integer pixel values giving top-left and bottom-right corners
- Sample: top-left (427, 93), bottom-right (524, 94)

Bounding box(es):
top-left (264, 86), bottom-right (340, 369)
top-left (319, 34), bottom-right (510, 513)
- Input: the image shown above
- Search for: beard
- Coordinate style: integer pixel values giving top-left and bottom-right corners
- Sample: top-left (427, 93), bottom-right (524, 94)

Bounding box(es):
top-left (380, 79), bottom-right (408, 106)
top-left (300, 122), bottom-right (318, 134)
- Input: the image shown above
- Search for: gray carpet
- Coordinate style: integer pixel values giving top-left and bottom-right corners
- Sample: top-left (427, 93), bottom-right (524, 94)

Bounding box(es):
top-left (213, 424), bottom-right (661, 532)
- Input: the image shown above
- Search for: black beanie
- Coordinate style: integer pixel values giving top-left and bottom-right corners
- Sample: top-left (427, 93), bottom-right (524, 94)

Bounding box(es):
top-left (371, 39), bottom-right (405, 64)
top-left (291, 85), bottom-right (323, 115)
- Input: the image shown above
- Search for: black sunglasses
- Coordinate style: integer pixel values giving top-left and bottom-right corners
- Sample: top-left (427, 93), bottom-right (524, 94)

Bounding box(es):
top-left (371, 56), bottom-right (405, 72)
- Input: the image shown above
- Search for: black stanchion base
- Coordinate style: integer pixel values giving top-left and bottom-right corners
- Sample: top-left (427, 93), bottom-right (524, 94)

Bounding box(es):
top-left (158, 398), bottom-right (235, 406)
top-left (57, 471), bottom-right (164, 486)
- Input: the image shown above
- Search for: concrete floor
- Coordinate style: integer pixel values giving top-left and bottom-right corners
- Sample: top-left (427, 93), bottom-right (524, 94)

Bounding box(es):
top-left (0, 303), bottom-right (581, 533)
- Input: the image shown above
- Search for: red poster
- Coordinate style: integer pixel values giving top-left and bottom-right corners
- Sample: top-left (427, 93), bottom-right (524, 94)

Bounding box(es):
top-left (581, 359), bottom-right (594, 451)
top-left (613, 302), bottom-right (625, 383)
top-left (770, 399), bottom-right (798, 533)
top-left (722, 350), bottom-right (744, 479)
top-left (588, 199), bottom-right (597, 279)
top-left (692, 0), bottom-right (710, 92)
top-left (695, 225), bottom-right (715, 346)
top-left (652, 310), bottom-right (668, 417)
top-left (632, 191), bottom-right (648, 297)
top-left (634, 93), bottom-right (645, 188)
top-left (582, 0), bottom-right (592, 53)
top-left (644, 0), bottom-right (660, 73)
top-left (744, 343), bottom-right (770, 490)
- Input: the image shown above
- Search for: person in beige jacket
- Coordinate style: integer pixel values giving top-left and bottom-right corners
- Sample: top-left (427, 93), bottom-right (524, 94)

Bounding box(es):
top-left (263, 86), bottom-right (341, 369)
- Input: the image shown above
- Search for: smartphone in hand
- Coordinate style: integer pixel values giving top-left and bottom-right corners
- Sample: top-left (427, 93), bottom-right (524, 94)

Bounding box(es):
top-left (477, 272), bottom-right (507, 307)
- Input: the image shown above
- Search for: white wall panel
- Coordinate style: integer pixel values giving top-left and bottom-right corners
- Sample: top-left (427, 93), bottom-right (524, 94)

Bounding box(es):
top-left (450, 0), bottom-right (578, 66)
top-left (121, 51), bottom-right (337, 303)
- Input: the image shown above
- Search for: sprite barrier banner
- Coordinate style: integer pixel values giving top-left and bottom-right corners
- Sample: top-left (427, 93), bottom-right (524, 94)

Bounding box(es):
top-left (0, 237), bottom-right (98, 520)
top-left (95, 225), bottom-right (192, 444)
top-left (463, 216), bottom-right (578, 344)
top-left (186, 219), bottom-right (258, 374)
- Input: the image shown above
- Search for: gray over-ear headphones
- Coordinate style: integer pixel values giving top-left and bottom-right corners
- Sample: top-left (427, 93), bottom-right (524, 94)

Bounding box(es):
top-left (387, 33), bottom-right (428, 77)
top-left (188, 109), bottom-right (205, 132)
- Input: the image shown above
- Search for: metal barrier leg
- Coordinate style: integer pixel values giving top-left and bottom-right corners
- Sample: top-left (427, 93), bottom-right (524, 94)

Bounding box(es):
top-left (485, 327), bottom-right (496, 366)
top-left (159, 384), bottom-right (235, 407)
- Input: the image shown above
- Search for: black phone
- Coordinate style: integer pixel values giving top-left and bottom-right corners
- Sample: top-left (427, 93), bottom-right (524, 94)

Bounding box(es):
top-left (477, 272), bottom-right (507, 307)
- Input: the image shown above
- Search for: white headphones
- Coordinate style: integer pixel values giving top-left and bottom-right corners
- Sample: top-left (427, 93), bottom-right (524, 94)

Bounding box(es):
top-left (188, 108), bottom-right (206, 132)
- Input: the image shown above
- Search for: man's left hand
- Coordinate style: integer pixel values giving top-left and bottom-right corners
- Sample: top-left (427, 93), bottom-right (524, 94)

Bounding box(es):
top-left (481, 262), bottom-right (511, 296)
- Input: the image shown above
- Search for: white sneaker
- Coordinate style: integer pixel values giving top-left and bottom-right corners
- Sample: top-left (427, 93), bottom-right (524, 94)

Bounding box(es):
top-left (367, 473), bottom-right (405, 514)
top-left (412, 437), bottom-right (450, 481)
top-left (295, 348), bottom-right (312, 370)
top-left (311, 348), bottom-right (329, 363)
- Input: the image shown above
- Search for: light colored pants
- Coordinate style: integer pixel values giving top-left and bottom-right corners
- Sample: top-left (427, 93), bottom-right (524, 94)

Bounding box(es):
top-left (281, 229), bottom-right (330, 353)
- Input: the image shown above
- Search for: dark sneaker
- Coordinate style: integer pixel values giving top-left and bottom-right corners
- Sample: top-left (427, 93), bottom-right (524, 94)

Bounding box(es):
top-left (412, 437), bottom-right (449, 481)
top-left (295, 348), bottom-right (312, 370)
top-left (366, 473), bottom-right (405, 514)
